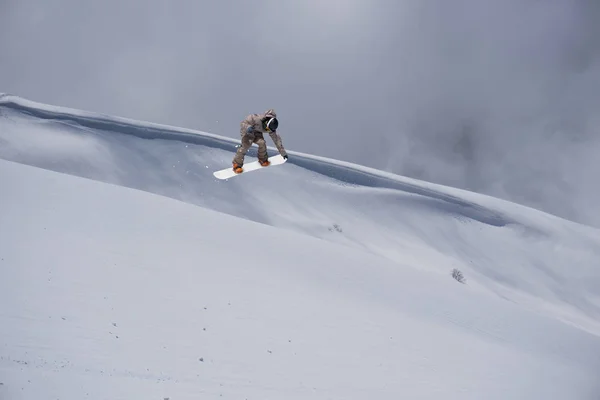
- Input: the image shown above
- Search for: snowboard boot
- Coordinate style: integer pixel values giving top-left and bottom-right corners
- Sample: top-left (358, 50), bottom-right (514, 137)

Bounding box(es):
top-left (232, 162), bottom-right (243, 174)
top-left (259, 159), bottom-right (270, 167)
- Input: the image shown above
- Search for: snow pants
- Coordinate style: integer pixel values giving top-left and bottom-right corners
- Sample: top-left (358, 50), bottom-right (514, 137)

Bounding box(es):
top-left (232, 132), bottom-right (268, 166)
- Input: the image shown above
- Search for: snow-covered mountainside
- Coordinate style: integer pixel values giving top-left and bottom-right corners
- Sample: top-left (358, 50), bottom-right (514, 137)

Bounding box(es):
top-left (1, 94), bottom-right (599, 399)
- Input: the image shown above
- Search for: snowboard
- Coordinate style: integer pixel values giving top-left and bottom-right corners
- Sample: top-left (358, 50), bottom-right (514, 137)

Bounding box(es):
top-left (213, 154), bottom-right (287, 180)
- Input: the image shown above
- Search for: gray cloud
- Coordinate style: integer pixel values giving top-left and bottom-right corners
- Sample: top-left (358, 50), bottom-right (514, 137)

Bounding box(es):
top-left (1, 0), bottom-right (599, 226)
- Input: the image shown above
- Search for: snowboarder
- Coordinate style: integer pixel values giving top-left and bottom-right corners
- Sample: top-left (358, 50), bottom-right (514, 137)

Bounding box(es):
top-left (232, 109), bottom-right (288, 173)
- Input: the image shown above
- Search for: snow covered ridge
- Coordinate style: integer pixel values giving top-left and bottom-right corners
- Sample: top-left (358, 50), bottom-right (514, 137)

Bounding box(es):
top-left (0, 93), bottom-right (539, 226)
top-left (0, 93), bottom-right (587, 223)
top-left (1, 93), bottom-right (600, 338)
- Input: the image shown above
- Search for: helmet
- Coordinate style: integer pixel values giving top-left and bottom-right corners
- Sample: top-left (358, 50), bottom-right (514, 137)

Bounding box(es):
top-left (264, 116), bottom-right (278, 132)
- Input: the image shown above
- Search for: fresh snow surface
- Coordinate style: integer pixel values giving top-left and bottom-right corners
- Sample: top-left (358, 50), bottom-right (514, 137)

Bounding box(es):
top-left (1, 94), bottom-right (600, 399)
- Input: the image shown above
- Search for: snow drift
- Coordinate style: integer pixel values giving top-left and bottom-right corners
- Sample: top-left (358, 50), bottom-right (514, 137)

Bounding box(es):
top-left (1, 94), bottom-right (599, 399)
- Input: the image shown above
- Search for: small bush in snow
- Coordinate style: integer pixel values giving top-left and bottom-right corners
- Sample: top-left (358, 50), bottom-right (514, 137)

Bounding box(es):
top-left (451, 268), bottom-right (466, 284)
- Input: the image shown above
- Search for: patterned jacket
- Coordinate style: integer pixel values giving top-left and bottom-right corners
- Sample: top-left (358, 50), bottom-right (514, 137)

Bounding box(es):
top-left (239, 109), bottom-right (287, 157)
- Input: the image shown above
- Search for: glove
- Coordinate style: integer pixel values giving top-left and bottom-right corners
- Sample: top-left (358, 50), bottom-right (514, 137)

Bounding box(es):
top-left (283, 154), bottom-right (288, 160)
top-left (246, 125), bottom-right (254, 134)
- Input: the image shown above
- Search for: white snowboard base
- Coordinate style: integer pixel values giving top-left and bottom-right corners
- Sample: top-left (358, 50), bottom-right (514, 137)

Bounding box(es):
top-left (213, 154), bottom-right (287, 180)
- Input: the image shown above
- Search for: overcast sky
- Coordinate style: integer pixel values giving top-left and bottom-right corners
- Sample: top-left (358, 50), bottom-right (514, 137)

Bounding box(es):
top-left (1, 0), bottom-right (599, 226)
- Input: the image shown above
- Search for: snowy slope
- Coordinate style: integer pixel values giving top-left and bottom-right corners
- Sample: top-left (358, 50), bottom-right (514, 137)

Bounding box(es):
top-left (1, 94), bottom-right (599, 334)
top-left (1, 94), bottom-right (600, 398)
top-left (1, 158), bottom-right (599, 400)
